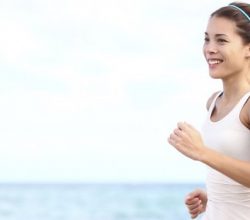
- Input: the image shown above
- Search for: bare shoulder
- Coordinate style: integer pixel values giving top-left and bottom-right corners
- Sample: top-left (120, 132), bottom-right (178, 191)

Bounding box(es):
top-left (206, 91), bottom-right (221, 111)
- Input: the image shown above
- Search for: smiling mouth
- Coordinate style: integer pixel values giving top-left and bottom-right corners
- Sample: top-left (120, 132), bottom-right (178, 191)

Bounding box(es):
top-left (207, 59), bottom-right (223, 65)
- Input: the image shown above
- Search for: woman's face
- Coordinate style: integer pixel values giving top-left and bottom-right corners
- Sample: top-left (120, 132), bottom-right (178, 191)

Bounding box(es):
top-left (203, 16), bottom-right (249, 80)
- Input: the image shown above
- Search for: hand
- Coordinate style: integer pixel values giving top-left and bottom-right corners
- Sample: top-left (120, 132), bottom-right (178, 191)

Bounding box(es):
top-left (185, 189), bottom-right (207, 219)
top-left (168, 122), bottom-right (206, 161)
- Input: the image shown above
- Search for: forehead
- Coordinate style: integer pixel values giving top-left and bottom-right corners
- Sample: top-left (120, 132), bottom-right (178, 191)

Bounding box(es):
top-left (205, 16), bottom-right (238, 36)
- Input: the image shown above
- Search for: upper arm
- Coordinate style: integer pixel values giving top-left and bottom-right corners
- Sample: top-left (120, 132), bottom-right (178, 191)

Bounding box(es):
top-left (206, 91), bottom-right (221, 111)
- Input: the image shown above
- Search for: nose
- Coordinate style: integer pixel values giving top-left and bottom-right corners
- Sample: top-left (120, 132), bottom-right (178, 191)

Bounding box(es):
top-left (203, 41), bottom-right (218, 54)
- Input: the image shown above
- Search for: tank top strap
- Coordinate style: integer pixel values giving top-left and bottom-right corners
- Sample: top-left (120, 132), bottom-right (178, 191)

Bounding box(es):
top-left (208, 91), bottom-right (223, 115)
top-left (234, 91), bottom-right (250, 113)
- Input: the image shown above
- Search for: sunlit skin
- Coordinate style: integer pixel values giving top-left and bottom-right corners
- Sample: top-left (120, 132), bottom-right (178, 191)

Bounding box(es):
top-left (168, 16), bottom-right (250, 219)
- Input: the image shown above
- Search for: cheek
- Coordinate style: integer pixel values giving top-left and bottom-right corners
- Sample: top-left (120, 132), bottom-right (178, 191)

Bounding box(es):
top-left (228, 50), bottom-right (245, 65)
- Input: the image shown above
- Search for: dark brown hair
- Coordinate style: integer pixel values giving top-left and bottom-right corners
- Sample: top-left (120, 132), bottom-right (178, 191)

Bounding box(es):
top-left (211, 2), bottom-right (250, 44)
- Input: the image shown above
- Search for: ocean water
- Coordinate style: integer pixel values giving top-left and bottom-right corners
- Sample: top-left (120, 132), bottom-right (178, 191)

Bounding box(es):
top-left (0, 183), bottom-right (205, 220)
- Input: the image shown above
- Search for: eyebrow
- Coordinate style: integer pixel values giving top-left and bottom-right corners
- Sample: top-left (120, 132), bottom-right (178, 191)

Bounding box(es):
top-left (204, 32), bottom-right (228, 37)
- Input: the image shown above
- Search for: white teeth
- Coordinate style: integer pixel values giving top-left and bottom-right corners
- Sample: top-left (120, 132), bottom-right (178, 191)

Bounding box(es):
top-left (208, 59), bottom-right (222, 64)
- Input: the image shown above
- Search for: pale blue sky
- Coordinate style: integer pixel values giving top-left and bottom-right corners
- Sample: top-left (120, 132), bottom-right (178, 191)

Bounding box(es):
top-left (0, 0), bottom-right (231, 183)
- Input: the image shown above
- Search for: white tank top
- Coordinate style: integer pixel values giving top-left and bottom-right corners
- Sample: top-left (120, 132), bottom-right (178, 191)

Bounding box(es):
top-left (201, 91), bottom-right (250, 220)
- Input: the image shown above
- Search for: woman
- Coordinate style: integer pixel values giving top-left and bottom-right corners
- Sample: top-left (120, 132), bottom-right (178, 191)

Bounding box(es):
top-left (168, 2), bottom-right (250, 219)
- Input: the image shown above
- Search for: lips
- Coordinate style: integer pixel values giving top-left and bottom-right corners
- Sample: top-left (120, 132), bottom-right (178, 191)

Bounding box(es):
top-left (207, 59), bottom-right (223, 65)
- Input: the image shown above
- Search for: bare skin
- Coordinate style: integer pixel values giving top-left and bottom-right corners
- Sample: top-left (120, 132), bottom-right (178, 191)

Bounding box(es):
top-left (168, 16), bottom-right (250, 218)
top-left (185, 189), bottom-right (207, 219)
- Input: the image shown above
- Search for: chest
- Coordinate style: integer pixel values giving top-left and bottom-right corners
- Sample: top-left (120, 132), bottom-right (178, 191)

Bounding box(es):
top-left (210, 98), bottom-right (250, 129)
top-left (202, 123), bottom-right (250, 161)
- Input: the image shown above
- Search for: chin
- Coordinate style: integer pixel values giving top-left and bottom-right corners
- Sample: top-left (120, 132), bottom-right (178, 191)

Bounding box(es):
top-left (209, 71), bottom-right (222, 79)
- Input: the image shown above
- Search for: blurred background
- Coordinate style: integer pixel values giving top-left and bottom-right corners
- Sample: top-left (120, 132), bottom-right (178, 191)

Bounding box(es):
top-left (0, 0), bottom-right (232, 219)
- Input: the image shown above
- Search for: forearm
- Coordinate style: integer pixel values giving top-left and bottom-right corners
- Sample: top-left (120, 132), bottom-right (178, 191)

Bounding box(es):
top-left (200, 147), bottom-right (250, 188)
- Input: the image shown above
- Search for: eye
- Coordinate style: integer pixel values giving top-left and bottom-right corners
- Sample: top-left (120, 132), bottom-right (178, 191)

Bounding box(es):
top-left (217, 38), bottom-right (227, 43)
top-left (204, 37), bottom-right (209, 42)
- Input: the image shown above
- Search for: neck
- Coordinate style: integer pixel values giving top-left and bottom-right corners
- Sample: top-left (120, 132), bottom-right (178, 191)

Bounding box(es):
top-left (222, 78), bottom-right (250, 101)
top-left (221, 62), bottom-right (250, 99)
